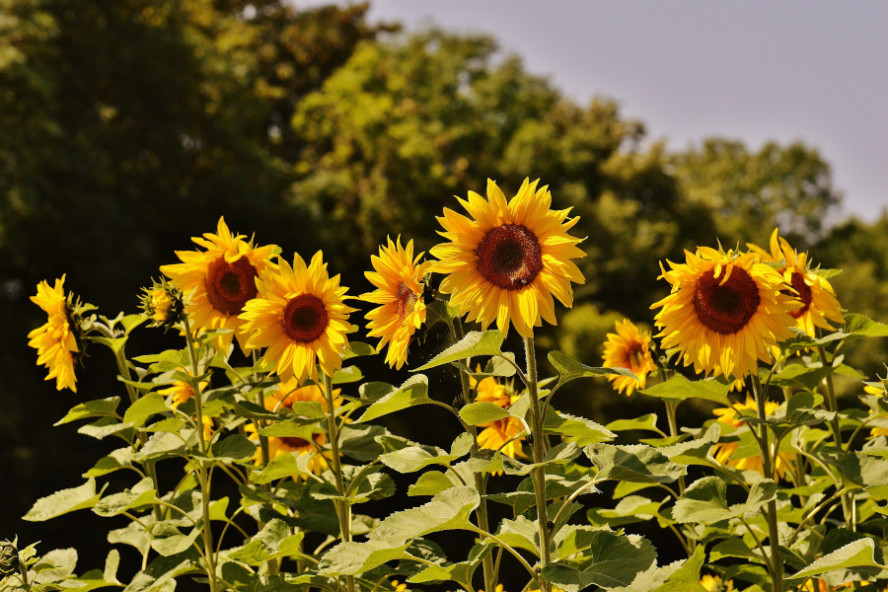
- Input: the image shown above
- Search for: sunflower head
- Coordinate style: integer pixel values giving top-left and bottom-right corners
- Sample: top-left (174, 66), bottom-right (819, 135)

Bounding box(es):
top-left (159, 217), bottom-right (279, 352)
top-left (652, 246), bottom-right (797, 380)
top-left (240, 251), bottom-right (356, 385)
top-left (140, 278), bottom-right (184, 329)
top-left (700, 574), bottom-right (735, 592)
top-left (602, 319), bottom-right (655, 395)
top-left (712, 397), bottom-right (796, 479)
top-left (748, 228), bottom-right (844, 337)
top-left (247, 377), bottom-right (342, 476)
top-left (472, 375), bottom-right (526, 463)
top-left (360, 236), bottom-right (432, 369)
top-left (430, 178), bottom-right (585, 338)
top-left (27, 275), bottom-right (87, 393)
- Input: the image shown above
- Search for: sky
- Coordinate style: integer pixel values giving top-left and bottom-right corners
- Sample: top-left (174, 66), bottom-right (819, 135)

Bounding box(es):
top-left (299, 0), bottom-right (888, 222)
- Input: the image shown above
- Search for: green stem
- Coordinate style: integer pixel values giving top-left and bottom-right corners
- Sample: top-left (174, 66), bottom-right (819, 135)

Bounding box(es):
top-left (751, 375), bottom-right (783, 592)
top-left (182, 317), bottom-right (218, 592)
top-left (524, 337), bottom-right (551, 592)
top-left (450, 318), bottom-right (497, 592)
top-left (323, 372), bottom-right (355, 592)
top-left (817, 345), bottom-right (856, 531)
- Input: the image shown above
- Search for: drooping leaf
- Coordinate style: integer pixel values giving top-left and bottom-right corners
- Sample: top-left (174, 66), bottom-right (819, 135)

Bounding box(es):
top-left (357, 375), bottom-right (433, 423)
top-left (543, 531), bottom-right (658, 591)
top-left (789, 538), bottom-right (883, 581)
top-left (93, 478), bottom-right (158, 517)
top-left (547, 411), bottom-right (615, 445)
top-left (412, 331), bottom-right (504, 372)
top-left (640, 374), bottom-right (730, 405)
top-left (123, 393), bottom-right (168, 428)
top-left (318, 540), bottom-right (411, 576)
top-left (459, 402), bottom-right (510, 426)
top-left (24, 478), bottom-right (103, 521)
top-left (368, 486), bottom-right (479, 541)
top-left (586, 443), bottom-right (686, 484)
top-left (55, 396), bottom-right (121, 426)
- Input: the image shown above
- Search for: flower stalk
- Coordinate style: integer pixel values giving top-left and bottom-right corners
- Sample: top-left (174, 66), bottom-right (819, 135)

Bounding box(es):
top-left (751, 374), bottom-right (783, 592)
top-left (323, 372), bottom-right (355, 592)
top-left (525, 336), bottom-right (552, 592)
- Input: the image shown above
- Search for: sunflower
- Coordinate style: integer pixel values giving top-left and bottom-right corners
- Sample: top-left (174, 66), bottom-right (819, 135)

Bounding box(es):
top-left (239, 251), bottom-right (355, 385)
top-left (602, 319), bottom-right (655, 395)
top-left (430, 178), bottom-right (585, 338)
top-left (712, 397), bottom-right (796, 480)
top-left (160, 217), bottom-right (278, 352)
top-left (651, 246), bottom-right (797, 380)
top-left (247, 377), bottom-right (342, 475)
top-left (360, 236), bottom-right (432, 369)
top-left (27, 276), bottom-right (79, 392)
top-left (749, 228), bottom-right (843, 337)
top-left (159, 378), bottom-right (213, 441)
top-left (473, 375), bottom-right (527, 460)
top-left (700, 574), bottom-right (735, 592)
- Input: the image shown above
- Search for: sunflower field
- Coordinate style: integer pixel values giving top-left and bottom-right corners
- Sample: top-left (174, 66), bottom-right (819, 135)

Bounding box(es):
top-left (6, 175), bottom-right (888, 592)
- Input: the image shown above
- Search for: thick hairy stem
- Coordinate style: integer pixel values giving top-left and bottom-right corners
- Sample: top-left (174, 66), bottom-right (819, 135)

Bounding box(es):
top-left (180, 319), bottom-right (218, 592)
top-left (323, 372), bottom-right (355, 592)
top-left (751, 375), bottom-right (783, 592)
top-left (525, 337), bottom-right (552, 592)
top-left (451, 319), bottom-right (497, 592)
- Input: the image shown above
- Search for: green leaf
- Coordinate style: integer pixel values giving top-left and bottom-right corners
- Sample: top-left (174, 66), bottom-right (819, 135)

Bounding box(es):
top-left (122, 393), bottom-right (168, 428)
top-left (250, 452), bottom-right (314, 483)
top-left (844, 313), bottom-right (888, 338)
top-left (672, 476), bottom-right (729, 524)
top-left (640, 374), bottom-right (730, 405)
top-left (548, 350), bottom-right (635, 386)
top-left (789, 538), bottom-right (883, 581)
top-left (489, 516), bottom-right (539, 556)
top-left (259, 421), bottom-right (315, 441)
top-left (546, 411), bottom-right (615, 445)
top-left (83, 447), bottom-right (134, 478)
top-left (368, 486), bottom-right (479, 541)
top-left (588, 495), bottom-right (666, 528)
top-left (55, 396), bottom-right (121, 426)
top-left (24, 478), bottom-right (103, 521)
top-left (332, 365), bottom-right (363, 384)
top-left (586, 443), bottom-right (686, 484)
top-left (357, 375), bottom-right (433, 423)
top-left (379, 444), bottom-right (456, 473)
top-left (211, 434), bottom-right (256, 460)
top-left (408, 471), bottom-right (459, 496)
top-left (340, 424), bottom-right (389, 461)
top-left (412, 331), bottom-right (504, 371)
top-left (651, 545), bottom-right (707, 592)
top-left (318, 539), bottom-right (411, 576)
top-left (134, 432), bottom-right (187, 461)
top-left (229, 519), bottom-right (305, 566)
top-left (93, 478), bottom-right (157, 517)
top-left (606, 413), bottom-right (662, 434)
top-left (343, 341), bottom-right (377, 360)
top-left (543, 531), bottom-right (657, 591)
top-left (149, 522), bottom-right (200, 557)
top-left (459, 402), bottom-right (510, 425)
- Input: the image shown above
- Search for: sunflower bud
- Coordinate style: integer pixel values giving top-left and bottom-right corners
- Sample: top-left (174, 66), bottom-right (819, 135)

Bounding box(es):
top-left (140, 279), bottom-right (183, 328)
top-left (0, 539), bottom-right (18, 577)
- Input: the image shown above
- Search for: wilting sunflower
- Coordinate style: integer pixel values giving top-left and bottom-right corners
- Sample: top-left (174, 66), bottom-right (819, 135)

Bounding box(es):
top-left (712, 397), bottom-right (796, 480)
top-left (361, 236), bottom-right (432, 369)
top-left (652, 247), bottom-right (797, 380)
top-left (748, 228), bottom-right (843, 337)
top-left (28, 276), bottom-right (79, 392)
top-left (430, 178), bottom-right (585, 338)
top-left (160, 217), bottom-right (278, 352)
top-left (602, 319), bottom-right (655, 395)
top-left (240, 251), bottom-right (355, 385)
top-left (246, 377), bottom-right (342, 475)
top-left (700, 574), bottom-right (735, 592)
top-left (159, 378), bottom-right (213, 441)
top-left (473, 375), bottom-right (527, 461)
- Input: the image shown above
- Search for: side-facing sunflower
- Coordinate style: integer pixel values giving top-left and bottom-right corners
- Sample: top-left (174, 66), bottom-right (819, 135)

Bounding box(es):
top-left (28, 276), bottom-right (79, 392)
top-left (360, 236), bottom-right (432, 369)
top-left (246, 377), bottom-right (342, 476)
top-left (651, 247), bottom-right (797, 380)
top-left (602, 319), bottom-right (656, 395)
top-left (160, 217), bottom-right (278, 352)
top-left (712, 397), bottom-right (796, 480)
top-left (239, 251), bottom-right (355, 385)
top-left (473, 375), bottom-right (527, 461)
top-left (430, 178), bottom-right (585, 338)
top-left (748, 228), bottom-right (843, 337)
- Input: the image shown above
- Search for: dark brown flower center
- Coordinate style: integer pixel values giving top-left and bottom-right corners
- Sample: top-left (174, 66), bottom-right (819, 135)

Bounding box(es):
top-left (396, 282), bottom-right (419, 323)
top-left (625, 343), bottom-right (647, 370)
top-left (787, 271), bottom-right (813, 319)
top-left (693, 267), bottom-right (761, 334)
top-left (204, 256), bottom-right (258, 316)
top-left (282, 294), bottom-right (328, 343)
top-left (280, 436), bottom-right (311, 449)
top-left (475, 224), bottom-right (543, 290)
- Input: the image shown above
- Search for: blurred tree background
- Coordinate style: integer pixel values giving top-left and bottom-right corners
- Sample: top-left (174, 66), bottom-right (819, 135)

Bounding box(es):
top-left (2, 0), bottom-right (886, 578)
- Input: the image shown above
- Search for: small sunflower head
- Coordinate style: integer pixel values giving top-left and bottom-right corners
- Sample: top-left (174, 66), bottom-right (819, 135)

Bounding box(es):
top-left (0, 538), bottom-right (19, 577)
top-left (139, 279), bottom-right (184, 328)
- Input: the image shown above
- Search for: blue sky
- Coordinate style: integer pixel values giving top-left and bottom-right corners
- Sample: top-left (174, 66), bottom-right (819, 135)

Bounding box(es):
top-left (300, 0), bottom-right (888, 223)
